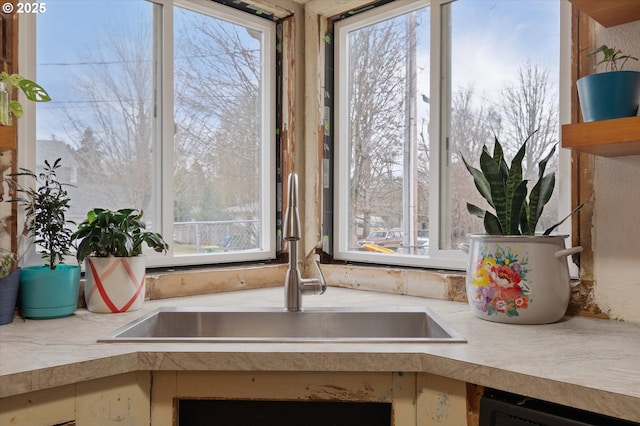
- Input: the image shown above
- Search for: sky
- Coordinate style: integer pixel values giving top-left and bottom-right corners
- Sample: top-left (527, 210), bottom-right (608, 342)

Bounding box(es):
top-left (33, 0), bottom-right (560, 141)
top-left (450, 0), bottom-right (560, 105)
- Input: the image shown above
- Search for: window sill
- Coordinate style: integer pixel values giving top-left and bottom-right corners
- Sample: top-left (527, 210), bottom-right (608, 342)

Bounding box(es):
top-left (321, 264), bottom-right (467, 303)
top-left (134, 262), bottom-right (468, 304)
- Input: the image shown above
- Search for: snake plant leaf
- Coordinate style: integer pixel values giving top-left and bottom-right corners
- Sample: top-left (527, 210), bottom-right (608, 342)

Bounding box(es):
top-left (466, 203), bottom-right (486, 219)
top-left (492, 136), bottom-right (510, 181)
top-left (480, 146), bottom-right (507, 231)
top-left (509, 180), bottom-right (528, 235)
top-left (483, 211), bottom-right (503, 235)
top-left (529, 172), bottom-right (555, 232)
top-left (461, 154), bottom-right (494, 208)
top-left (505, 141), bottom-right (527, 233)
top-left (519, 200), bottom-right (531, 235)
top-left (543, 203), bottom-right (585, 235)
top-left (462, 132), bottom-right (583, 237)
top-left (537, 144), bottom-right (557, 179)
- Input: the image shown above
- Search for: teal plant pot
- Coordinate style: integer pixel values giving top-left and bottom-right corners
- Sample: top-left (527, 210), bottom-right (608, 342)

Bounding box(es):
top-left (577, 70), bottom-right (640, 122)
top-left (20, 265), bottom-right (80, 319)
top-left (0, 269), bottom-right (21, 325)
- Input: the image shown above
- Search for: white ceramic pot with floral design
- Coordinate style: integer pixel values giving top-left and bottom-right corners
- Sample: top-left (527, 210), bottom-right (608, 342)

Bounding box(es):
top-left (464, 234), bottom-right (581, 324)
top-left (84, 256), bottom-right (146, 313)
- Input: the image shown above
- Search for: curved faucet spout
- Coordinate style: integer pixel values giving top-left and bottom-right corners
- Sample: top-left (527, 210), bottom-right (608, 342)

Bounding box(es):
top-left (283, 172), bottom-right (326, 312)
top-left (283, 172), bottom-right (301, 241)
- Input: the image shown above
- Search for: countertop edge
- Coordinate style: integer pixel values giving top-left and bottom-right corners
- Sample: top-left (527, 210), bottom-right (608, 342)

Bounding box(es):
top-left (1, 350), bottom-right (638, 422)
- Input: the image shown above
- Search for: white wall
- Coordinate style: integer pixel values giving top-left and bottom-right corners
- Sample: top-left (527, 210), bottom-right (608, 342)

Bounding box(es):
top-left (592, 21), bottom-right (640, 322)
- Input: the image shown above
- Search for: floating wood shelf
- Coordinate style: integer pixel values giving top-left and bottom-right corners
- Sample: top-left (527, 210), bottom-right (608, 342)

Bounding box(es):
top-left (569, 0), bottom-right (640, 27)
top-left (561, 116), bottom-right (640, 156)
top-left (0, 125), bottom-right (17, 151)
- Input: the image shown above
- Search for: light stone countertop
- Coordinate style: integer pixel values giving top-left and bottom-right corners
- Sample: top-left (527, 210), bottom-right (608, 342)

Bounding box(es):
top-left (1, 287), bottom-right (639, 422)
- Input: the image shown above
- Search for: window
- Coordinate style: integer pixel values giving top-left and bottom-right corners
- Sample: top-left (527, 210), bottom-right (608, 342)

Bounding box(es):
top-left (23, 0), bottom-right (276, 267)
top-left (334, 0), bottom-right (568, 270)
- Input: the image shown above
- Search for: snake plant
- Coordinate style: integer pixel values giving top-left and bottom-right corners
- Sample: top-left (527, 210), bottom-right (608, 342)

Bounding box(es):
top-left (462, 133), bottom-right (582, 236)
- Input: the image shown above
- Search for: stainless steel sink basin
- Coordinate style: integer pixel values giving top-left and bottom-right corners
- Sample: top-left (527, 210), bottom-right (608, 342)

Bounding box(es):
top-left (99, 306), bottom-right (465, 343)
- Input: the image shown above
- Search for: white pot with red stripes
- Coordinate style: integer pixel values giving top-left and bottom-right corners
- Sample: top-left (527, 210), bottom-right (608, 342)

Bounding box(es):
top-left (84, 256), bottom-right (146, 313)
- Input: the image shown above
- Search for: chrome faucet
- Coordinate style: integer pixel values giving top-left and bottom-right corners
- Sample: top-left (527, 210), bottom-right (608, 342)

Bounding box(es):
top-left (283, 172), bottom-right (326, 312)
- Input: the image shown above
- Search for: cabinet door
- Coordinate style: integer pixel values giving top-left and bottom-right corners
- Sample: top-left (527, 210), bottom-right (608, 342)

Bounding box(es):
top-left (0, 385), bottom-right (75, 426)
top-left (151, 371), bottom-right (416, 426)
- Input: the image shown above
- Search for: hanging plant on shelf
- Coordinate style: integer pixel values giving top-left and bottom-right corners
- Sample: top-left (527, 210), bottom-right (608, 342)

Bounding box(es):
top-left (0, 72), bottom-right (51, 126)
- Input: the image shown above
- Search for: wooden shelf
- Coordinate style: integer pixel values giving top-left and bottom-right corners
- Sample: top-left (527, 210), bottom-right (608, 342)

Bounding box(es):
top-left (569, 0), bottom-right (640, 27)
top-left (561, 116), bottom-right (640, 156)
top-left (0, 125), bottom-right (17, 151)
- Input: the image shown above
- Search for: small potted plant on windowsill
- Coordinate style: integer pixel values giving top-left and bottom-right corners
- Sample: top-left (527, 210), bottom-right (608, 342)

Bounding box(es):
top-left (0, 72), bottom-right (53, 322)
top-left (72, 208), bottom-right (168, 313)
top-left (576, 44), bottom-right (640, 122)
top-left (12, 158), bottom-right (80, 319)
top-left (0, 250), bottom-right (20, 325)
top-left (460, 132), bottom-right (583, 325)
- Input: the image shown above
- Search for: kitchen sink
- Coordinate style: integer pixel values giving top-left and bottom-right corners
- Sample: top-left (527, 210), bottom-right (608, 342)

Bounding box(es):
top-left (99, 306), bottom-right (465, 343)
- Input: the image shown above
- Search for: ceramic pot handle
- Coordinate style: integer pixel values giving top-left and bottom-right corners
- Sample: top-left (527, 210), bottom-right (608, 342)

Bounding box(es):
top-left (458, 243), bottom-right (469, 254)
top-left (554, 246), bottom-right (583, 259)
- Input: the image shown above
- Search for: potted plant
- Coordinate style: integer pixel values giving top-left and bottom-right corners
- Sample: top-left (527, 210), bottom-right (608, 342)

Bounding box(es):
top-left (576, 44), bottom-right (640, 122)
top-left (0, 73), bottom-right (52, 323)
top-left (72, 208), bottom-right (168, 313)
top-left (461, 133), bottom-right (583, 324)
top-left (0, 72), bottom-right (51, 126)
top-left (0, 250), bottom-right (20, 325)
top-left (12, 158), bottom-right (80, 319)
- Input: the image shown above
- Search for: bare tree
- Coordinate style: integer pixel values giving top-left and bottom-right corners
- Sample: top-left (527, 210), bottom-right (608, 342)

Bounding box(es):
top-left (500, 61), bottom-right (559, 230)
top-left (501, 61), bottom-right (559, 180)
top-left (448, 86), bottom-right (503, 246)
top-left (61, 19), bottom-right (154, 212)
top-left (348, 15), bottom-right (410, 243)
top-left (174, 13), bottom-right (262, 221)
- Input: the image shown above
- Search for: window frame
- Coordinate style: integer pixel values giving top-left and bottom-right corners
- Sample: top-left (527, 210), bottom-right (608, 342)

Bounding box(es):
top-left (18, 0), bottom-right (277, 268)
top-left (333, 0), bottom-right (572, 271)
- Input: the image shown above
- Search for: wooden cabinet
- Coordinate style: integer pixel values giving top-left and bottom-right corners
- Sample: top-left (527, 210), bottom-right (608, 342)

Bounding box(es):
top-left (561, 116), bottom-right (640, 156)
top-left (0, 372), bottom-right (151, 426)
top-left (569, 0), bottom-right (640, 27)
top-left (151, 371), bottom-right (468, 426)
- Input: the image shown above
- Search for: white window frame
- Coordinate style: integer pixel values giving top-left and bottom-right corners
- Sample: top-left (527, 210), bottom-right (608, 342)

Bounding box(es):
top-left (334, 0), bottom-right (572, 271)
top-left (18, 0), bottom-right (276, 268)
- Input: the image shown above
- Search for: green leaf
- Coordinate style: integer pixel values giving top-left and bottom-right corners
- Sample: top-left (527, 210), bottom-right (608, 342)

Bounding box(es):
top-left (8, 101), bottom-right (23, 120)
top-left (519, 201), bottom-right (531, 235)
top-left (8, 73), bottom-right (23, 88)
top-left (529, 173), bottom-right (555, 232)
top-left (466, 203), bottom-right (486, 219)
top-left (461, 153), bottom-right (494, 208)
top-left (17, 79), bottom-right (51, 102)
top-left (543, 203), bottom-right (585, 235)
top-left (509, 180), bottom-right (528, 235)
top-left (505, 140), bottom-right (527, 232)
top-left (480, 146), bottom-right (506, 231)
top-left (483, 212), bottom-right (503, 235)
top-left (537, 144), bottom-right (557, 180)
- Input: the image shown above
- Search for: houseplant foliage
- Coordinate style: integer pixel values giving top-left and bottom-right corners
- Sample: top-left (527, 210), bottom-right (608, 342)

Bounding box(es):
top-left (590, 44), bottom-right (638, 72)
top-left (461, 133), bottom-right (582, 236)
top-left (0, 75), bottom-right (51, 322)
top-left (72, 208), bottom-right (168, 313)
top-left (73, 208), bottom-right (168, 263)
top-left (0, 72), bottom-right (51, 126)
top-left (11, 158), bottom-right (80, 319)
top-left (576, 44), bottom-right (640, 122)
top-left (460, 133), bottom-right (583, 325)
top-left (13, 158), bottom-right (74, 269)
